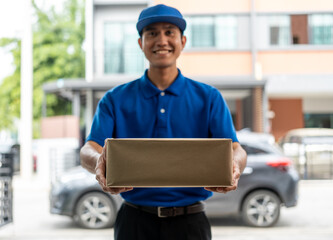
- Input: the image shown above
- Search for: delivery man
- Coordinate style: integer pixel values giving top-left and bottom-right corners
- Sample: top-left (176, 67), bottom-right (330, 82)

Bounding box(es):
top-left (80, 4), bottom-right (247, 240)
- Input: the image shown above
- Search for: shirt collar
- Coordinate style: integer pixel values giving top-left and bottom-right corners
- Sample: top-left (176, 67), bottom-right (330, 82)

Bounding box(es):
top-left (140, 69), bottom-right (186, 98)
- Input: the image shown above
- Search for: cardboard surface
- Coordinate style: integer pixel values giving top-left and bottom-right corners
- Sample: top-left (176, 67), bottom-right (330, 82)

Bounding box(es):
top-left (106, 138), bottom-right (233, 187)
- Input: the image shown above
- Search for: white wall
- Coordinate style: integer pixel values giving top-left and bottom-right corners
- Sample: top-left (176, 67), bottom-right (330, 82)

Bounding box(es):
top-left (303, 98), bottom-right (333, 113)
top-left (267, 75), bottom-right (333, 98)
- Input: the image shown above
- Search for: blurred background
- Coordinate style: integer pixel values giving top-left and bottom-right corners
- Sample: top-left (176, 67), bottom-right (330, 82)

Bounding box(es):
top-left (0, 0), bottom-right (333, 239)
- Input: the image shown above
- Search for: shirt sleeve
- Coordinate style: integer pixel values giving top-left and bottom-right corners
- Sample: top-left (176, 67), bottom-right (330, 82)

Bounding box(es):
top-left (86, 92), bottom-right (115, 147)
top-left (209, 88), bottom-right (239, 142)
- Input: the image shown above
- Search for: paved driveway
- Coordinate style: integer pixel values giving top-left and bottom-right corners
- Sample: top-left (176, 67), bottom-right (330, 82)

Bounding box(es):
top-left (1, 176), bottom-right (333, 240)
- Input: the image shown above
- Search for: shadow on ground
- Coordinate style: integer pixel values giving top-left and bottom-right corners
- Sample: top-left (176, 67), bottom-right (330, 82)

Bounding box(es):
top-left (208, 217), bottom-right (245, 227)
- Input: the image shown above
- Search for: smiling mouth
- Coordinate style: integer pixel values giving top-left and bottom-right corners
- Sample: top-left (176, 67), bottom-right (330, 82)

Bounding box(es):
top-left (153, 50), bottom-right (172, 54)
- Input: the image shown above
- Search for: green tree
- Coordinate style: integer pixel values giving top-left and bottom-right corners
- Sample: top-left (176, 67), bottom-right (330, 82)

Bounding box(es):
top-left (0, 38), bottom-right (21, 133)
top-left (0, 0), bottom-right (85, 138)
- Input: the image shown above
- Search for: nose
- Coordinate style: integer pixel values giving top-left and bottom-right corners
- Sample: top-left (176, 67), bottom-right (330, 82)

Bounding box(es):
top-left (156, 33), bottom-right (168, 46)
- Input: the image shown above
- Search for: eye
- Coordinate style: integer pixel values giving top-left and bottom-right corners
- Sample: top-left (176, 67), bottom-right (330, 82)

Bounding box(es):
top-left (147, 31), bottom-right (156, 37)
top-left (165, 30), bottom-right (174, 36)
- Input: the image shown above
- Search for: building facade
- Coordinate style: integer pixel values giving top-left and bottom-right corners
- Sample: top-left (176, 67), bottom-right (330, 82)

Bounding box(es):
top-left (85, 0), bottom-right (333, 140)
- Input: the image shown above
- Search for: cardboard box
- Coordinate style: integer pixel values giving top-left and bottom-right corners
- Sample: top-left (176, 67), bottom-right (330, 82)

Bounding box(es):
top-left (106, 138), bottom-right (233, 187)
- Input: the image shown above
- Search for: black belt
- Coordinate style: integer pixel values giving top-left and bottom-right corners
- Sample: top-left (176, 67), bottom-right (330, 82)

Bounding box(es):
top-left (124, 201), bottom-right (205, 218)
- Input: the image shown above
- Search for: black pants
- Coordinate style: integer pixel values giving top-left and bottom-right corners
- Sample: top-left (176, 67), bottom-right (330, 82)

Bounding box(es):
top-left (114, 203), bottom-right (212, 240)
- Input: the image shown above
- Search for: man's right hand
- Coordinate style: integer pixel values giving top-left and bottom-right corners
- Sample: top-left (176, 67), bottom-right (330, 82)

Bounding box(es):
top-left (95, 142), bottom-right (133, 195)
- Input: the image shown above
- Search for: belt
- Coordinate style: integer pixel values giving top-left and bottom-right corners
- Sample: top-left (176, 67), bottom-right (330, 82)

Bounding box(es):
top-left (124, 201), bottom-right (205, 218)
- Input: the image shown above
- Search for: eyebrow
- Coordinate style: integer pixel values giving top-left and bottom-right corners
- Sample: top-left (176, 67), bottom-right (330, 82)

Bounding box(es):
top-left (143, 24), bottom-right (177, 32)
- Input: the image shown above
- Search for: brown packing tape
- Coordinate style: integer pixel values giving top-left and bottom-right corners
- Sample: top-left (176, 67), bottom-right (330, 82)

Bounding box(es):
top-left (106, 138), bottom-right (233, 187)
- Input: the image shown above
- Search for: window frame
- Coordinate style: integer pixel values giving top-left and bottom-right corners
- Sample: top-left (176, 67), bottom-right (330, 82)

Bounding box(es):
top-left (184, 13), bottom-right (250, 51)
top-left (104, 21), bottom-right (145, 75)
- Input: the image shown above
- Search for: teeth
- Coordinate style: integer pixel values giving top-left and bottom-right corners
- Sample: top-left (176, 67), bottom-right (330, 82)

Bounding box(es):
top-left (155, 50), bottom-right (170, 54)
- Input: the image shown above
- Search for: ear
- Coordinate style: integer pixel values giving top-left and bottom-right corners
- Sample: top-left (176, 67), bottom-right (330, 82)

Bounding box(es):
top-left (138, 38), bottom-right (143, 50)
top-left (181, 35), bottom-right (187, 50)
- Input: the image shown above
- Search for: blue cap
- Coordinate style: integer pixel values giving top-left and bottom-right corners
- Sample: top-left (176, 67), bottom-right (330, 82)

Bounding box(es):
top-left (136, 4), bottom-right (186, 36)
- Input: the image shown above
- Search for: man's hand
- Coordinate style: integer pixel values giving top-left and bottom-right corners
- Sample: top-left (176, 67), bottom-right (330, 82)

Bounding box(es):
top-left (204, 163), bottom-right (241, 193)
top-left (205, 142), bottom-right (247, 194)
top-left (80, 140), bottom-right (133, 195)
top-left (95, 142), bottom-right (133, 195)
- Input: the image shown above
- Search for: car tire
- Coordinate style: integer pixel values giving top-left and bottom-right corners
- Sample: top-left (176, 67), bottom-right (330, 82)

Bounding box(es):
top-left (241, 190), bottom-right (281, 227)
top-left (74, 192), bottom-right (117, 229)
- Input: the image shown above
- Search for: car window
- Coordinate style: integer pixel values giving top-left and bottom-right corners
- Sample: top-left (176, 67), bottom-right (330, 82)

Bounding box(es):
top-left (241, 145), bottom-right (268, 155)
top-left (289, 136), bottom-right (302, 144)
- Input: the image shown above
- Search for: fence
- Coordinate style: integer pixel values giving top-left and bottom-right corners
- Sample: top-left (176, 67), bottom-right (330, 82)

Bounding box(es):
top-left (49, 146), bottom-right (80, 184)
top-left (0, 152), bottom-right (13, 227)
top-left (303, 144), bottom-right (333, 179)
top-left (285, 143), bottom-right (333, 179)
top-left (32, 138), bottom-right (80, 186)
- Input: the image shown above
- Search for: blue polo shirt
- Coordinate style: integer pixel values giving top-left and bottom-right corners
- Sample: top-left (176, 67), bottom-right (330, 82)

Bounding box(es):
top-left (87, 69), bottom-right (238, 207)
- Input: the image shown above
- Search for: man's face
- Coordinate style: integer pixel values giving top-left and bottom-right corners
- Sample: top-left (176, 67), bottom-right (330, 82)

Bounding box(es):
top-left (138, 22), bottom-right (186, 69)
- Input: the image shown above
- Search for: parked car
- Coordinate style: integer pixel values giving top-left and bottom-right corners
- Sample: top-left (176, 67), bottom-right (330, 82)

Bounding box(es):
top-left (278, 128), bottom-right (333, 179)
top-left (50, 132), bottom-right (299, 229)
top-left (0, 141), bottom-right (20, 175)
top-left (206, 131), bottom-right (299, 227)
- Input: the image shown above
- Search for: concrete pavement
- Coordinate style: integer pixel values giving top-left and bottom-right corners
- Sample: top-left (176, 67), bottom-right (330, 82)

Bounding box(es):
top-left (1, 175), bottom-right (333, 240)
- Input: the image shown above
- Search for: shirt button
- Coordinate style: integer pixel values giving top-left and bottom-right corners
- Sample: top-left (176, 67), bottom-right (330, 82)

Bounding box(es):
top-left (160, 108), bottom-right (165, 114)
top-left (160, 92), bottom-right (165, 96)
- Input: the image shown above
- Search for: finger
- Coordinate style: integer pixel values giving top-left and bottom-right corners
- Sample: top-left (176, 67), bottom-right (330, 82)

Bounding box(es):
top-left (215, 187), bottom-right (226, 193)
top-left (234, 169), bottom-right (241, 180)
top-left (95, 167), bottom-right (106, 183)
top-left (102, 145), bottom-right (107, 163)
top-left (102, 139), bottom-right (108, 160)
top-left (96, 143), bottom-right (107, 167)
top-left (101, 186), bottom-right (119, 194)
top-left (206, 180), bottom-right (239, 193)
top-left (204, 187), bottom-right (226, 193)
top-left (222, 186), bottom-right (237, 192)
top-left (95, 153), bottom-right (107, 182)
top-left (109, 187), bottom-right (133, 195)
top-left (95, 166), bottom-right (108, 192)
top-left (222, 180), bottom-right (239, 193)
top-left (96, 174), bottom-right (106, 187)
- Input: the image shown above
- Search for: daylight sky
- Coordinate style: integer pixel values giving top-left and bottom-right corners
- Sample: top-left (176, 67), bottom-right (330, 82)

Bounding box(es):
top-left (0, 0), bottom-right (25, 83)
top-left (0, 0), bottom-right (65, 84)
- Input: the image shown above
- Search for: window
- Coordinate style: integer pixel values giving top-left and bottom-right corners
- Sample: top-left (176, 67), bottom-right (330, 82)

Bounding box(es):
top-left (187, 16), bottom-right (215, 48)
top-left (215, 16), bottom-right (238, 49)
top-left (309, 14), bottom-right (333, 45)
top-left (241, 145), bottom-right (268, 155)
top-left (104, 22), bottom-right (144, 74)
top-left (269, 16), bottom-right (291, 46)
top-left (304, 113), bottom-right (333, 128)
top-left (258, 14), bottom-right (333, 48)
top-left (185, 15), bottom-right (247, 49)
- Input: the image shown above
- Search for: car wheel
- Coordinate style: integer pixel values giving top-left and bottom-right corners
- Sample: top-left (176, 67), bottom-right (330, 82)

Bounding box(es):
top-left (74, 192), bottom-right (117, 229)
top-left (241, 190), bottom-right (281, 227)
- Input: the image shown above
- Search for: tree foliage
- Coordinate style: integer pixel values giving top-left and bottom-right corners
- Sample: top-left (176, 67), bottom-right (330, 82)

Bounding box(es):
top-left (0, 0), bottom-right (85, 138)
top-left (0, 38), bottom-right (21, 132)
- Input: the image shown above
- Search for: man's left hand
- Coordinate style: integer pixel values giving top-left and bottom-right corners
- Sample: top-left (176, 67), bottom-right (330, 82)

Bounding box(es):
top-left (204, 163), bottom-right (241, 193)
top-left (205, 142), bottom-right (247, 194)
